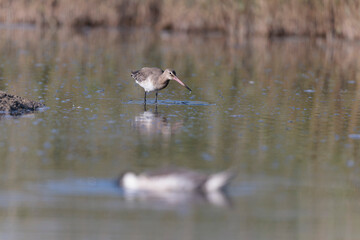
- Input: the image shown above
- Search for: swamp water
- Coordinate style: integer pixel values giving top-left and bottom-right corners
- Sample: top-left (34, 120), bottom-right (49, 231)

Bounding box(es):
top-left (1, 28), bottom-right (360, 240)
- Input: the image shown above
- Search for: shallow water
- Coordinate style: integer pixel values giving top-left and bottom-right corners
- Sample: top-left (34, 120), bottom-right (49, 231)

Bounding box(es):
top-left (1, 28), bottom-right (360, 240)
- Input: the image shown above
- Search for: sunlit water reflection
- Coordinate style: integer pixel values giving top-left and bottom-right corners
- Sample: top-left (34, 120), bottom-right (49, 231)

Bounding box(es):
top-left (1, 28), bottom-right (360, 240)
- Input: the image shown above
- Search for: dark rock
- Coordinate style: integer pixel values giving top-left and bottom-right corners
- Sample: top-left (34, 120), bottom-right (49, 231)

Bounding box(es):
top-left (0, 91), bottom-right (45, 115)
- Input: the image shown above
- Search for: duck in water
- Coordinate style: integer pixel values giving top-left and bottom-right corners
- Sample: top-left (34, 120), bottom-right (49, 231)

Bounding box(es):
top-left (118, 166), bottom-right (236, 193)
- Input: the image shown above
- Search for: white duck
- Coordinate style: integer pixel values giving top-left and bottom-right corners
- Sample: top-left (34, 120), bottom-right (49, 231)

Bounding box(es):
top-left (118, 166), bottom-right (236, 193)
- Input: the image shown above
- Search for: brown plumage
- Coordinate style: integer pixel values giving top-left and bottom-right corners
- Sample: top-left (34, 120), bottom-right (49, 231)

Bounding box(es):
top-left (131, 67), bottom-right (192, 104)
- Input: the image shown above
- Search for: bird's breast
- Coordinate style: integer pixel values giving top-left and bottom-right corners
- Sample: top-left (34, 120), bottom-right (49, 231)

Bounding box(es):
top-left (136, 79), bottom-right (169, 92)
top-left (136, 79), bottom-right (156, 92)
top-left (157, 80), bottom-right (170, 91)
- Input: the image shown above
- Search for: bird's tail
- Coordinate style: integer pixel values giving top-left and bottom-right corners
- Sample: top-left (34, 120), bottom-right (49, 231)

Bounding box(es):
top-left (204, 169), bottom-right (237, 192)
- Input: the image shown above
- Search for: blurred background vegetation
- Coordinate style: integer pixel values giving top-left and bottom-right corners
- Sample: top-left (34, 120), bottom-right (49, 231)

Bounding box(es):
top-left (0, 0), bottom-right (359, 41)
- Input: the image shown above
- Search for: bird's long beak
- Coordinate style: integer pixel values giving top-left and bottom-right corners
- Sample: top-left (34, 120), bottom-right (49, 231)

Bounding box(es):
top-left (173, 76), bottom-right (192, 92)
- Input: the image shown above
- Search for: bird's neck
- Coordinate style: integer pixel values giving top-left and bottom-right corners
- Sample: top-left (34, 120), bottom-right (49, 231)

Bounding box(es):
top-left (155, 73), bottom-right (170, 90)
top-left (158, 73), bottom-right (169, 84)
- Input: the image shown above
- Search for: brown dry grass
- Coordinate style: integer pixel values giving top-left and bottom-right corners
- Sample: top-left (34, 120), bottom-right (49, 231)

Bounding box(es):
top-left (0, 0), bottom-right (359, 40)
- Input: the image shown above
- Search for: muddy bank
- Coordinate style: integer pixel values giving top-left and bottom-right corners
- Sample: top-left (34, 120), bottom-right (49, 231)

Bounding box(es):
top-left (0, 91), bottom-right (44, 115)
top-left (0, 0), bottom-right (359, 40)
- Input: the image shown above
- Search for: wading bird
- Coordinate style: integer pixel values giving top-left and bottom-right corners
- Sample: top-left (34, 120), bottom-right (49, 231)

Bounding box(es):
top-left (131, 67), bottom-right (192, 104)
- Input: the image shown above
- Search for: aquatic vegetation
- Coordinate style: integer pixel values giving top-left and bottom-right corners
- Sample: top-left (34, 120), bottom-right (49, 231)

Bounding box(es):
top-left (1, 0), bottom-right (359, 40)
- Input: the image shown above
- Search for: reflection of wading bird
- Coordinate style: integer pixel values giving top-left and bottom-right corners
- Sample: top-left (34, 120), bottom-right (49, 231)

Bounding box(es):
top-left (132, 110), bottom-right (183, 138)
top-left (131, 67), bottom-right (192, 104)
top-left (118, 166), bottom-right (236, 193)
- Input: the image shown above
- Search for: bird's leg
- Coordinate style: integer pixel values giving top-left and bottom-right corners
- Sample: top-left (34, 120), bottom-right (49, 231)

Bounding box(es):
top-left (144, 91), bottom-right (147, 105)
top-left (155, 91), bottom-right (158, 104)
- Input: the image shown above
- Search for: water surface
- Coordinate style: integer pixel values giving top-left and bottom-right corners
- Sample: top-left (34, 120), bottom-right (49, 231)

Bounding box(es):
top-left (1, 29), bottom-right (360, 240)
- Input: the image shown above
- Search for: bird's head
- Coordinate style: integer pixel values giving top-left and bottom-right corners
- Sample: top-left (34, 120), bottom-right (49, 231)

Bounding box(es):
top-left (117, 171), bottom-right (138, 189)
top-left (164, 69), bottom-right (192, 92)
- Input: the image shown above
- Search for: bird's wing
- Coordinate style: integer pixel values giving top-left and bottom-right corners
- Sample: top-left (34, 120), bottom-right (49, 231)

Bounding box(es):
top-left (131, 67), bottom-right (163, 83)
top-left (142, 166), bottom-right (208, 188)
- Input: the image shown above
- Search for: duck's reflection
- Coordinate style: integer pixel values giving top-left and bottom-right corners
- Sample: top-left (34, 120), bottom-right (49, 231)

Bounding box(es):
top-left (122, 188), bottom-right (232, 208)
top-left (132, 106), bottom-right (183, 138)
